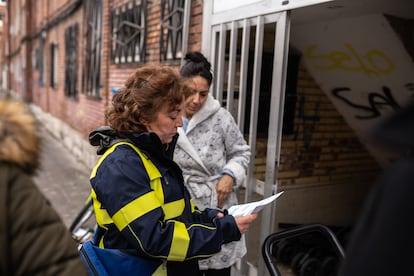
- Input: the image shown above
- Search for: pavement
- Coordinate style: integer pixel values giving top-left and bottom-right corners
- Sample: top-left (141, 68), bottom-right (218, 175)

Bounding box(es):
top-left (34, 125), bottom-right (93, 228)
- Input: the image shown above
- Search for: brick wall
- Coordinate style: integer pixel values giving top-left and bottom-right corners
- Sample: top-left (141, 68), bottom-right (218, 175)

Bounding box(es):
top-left (7, 0), bottom-right (209, 140)
top-left (188, 0), bottom-right (203, 52)
top-left (266, 63), bottom-right (381, 226)
top-left (24, 0), bottom-right (108, 139)
top-left (275, 63), bottom-right (381, 187)
top-left (7, 0), bottom-right (381, 202)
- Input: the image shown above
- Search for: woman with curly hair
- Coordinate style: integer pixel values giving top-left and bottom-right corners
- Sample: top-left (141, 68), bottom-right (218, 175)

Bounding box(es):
top-left (87, 65), bottom-right (257, 275)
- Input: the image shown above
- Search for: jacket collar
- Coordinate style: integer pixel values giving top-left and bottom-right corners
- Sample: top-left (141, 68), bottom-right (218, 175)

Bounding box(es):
top-left (125, 132), bottom-right (178, 160)
top-left (89, 126), bottom-right (179, 160)
top-left (186, 94), bottom-right (220, 134)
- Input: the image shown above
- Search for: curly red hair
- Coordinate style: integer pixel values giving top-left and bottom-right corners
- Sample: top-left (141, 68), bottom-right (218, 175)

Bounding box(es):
top-left (106, 65), bottom-right (184, 133)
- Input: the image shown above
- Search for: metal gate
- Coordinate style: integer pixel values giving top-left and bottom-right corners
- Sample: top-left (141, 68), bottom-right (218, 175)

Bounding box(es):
top-left (203, 7), bottom-right (291, 275)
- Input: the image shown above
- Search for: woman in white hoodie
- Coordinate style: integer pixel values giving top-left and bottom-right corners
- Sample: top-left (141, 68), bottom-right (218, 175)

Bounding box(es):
top-left (174, 52), bottom-right (251, 276)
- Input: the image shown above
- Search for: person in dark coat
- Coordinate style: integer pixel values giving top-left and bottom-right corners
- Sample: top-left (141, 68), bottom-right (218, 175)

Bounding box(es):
top-left (0, 99), bottom-right (87, 275)
top-left (338, 101), bottom-right (414, 276)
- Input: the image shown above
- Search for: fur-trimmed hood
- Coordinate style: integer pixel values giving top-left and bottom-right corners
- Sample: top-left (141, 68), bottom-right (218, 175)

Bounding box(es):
top-left (0, 99), bottom-right (40, 175)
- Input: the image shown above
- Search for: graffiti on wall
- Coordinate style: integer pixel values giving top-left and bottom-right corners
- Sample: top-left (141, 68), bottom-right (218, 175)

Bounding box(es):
top-left (300, 42), bottom-right (413, 122)
top-left (293, 95), bottom-right (320, 149)
top-left (331, 83), bottom-right (414, 120)
top-left (331, 86), bottom-right (401, 119)
top-left (305, 44), bottom-right (395, 76)
top-left (290, 14), bottom-right (414, 166)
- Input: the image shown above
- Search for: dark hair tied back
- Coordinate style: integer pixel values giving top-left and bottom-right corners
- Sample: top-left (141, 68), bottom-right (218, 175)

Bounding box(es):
top-left (184, 52), bottom-right (211, 71)
top-left (180, 51), bottom-right (213, 86)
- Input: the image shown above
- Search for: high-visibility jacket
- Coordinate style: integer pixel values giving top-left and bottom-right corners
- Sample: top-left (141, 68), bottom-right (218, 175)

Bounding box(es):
top-left (89, 132), bottom-right (241, 275)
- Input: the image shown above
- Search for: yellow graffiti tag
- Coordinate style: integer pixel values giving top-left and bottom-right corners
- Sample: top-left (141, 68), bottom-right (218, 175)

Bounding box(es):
top-left (304, 44), bottom-right (394, 76)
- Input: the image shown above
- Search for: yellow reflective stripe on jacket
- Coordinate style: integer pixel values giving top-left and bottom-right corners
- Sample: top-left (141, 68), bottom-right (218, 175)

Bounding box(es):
top-left (90, 141), bottom-right (186, 225)
top-left (168, 221), bottom-right (190, 261)
top-left (162, 199), bottom-right (185, 220)
top-left (90, 141), bottom-right (162, 179)
top-left (152, 264), bottom-right (167, 276)
top-left (90, 141), bottom-right (189, 263)
top-left (90, 142), bottom-right (163, 231)
top-left (112, 195), bottom-right (186, 230)
top-left (112, 191), bottom-right (161, 231)
top-left (90, 142), bottom-right (121, 179)
top-left (91, 189), bottom-right (112, 227)
top-left (149, 175), bottom-right (164, 205)
top-left (129, 143), bottom-right (166, 205)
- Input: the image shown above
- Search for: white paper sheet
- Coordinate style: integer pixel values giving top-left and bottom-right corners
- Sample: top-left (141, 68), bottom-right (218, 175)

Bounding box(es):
top-left (227, 191), bottom-right (284, 216)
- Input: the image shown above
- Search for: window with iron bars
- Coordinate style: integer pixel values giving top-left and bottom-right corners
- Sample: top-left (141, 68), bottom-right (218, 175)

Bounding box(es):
top-left (37, 37), bottom-right (45, 87)
top-left (65, 23), bottom-right (78, 99)
top-left (160, 0), bottom-right (189, 62)
top-left (83, 0), bottom-right (102, 98)
top-left (50, 43), bottom-right (58, 89)
top-left (111, 0), bottom-right (147, 64)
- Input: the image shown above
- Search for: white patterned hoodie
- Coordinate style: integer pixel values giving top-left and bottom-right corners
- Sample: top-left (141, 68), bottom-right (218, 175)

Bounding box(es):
top-left (174, 94), bottom-right (251, 270)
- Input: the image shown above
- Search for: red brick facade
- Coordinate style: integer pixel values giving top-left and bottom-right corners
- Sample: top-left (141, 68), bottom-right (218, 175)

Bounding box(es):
top-left (6, 0), bottom-right (206, 139)
top-left (5, 0), bottom-right (382, 227)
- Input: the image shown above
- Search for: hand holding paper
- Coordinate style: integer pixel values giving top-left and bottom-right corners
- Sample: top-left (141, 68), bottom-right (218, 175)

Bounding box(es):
top-left (228, 191), bottom-right (284, 216)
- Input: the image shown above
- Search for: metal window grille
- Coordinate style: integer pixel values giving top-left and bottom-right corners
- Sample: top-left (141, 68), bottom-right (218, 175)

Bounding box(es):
top-left (111, 0), bottom-right (147, 64)
top-left (82, 0), bottom-right (102, 98)
top-left (50, 43), bottom-right (58, 88)
top-left (31, 49), bottom-right (37, 70)
top-left (65, 23), bottom-right (79, 98)
top-left (160, 0), bottom-right (185, 61)
top-left (37, 37), bottom-right (45, 87)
